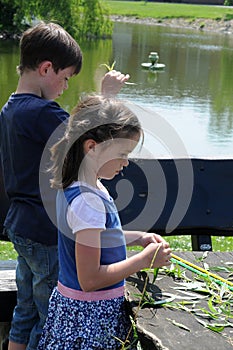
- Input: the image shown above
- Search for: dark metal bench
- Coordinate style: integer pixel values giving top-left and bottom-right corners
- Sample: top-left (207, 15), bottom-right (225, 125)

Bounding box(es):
top-left (1, 158), bottom-right (233, 249)
top-left (102, 157), bottom-right (233, 251)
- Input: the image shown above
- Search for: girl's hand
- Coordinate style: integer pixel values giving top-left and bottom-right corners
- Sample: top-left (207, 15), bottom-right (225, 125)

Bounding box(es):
top-left (101, 70), bottom-right (130, 97)
top-left (138, 232), bottom-right (168, 248)
top-left (142, 242), bottom-right (172, 268)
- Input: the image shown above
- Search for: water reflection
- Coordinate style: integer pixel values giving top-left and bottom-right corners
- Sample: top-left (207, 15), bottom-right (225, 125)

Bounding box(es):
top-left (0, 40), bottom-right (19, 105)
top-left (0, 22), bottom-right (232, 157)
top-left (111, 22), bottom-right (233, 157)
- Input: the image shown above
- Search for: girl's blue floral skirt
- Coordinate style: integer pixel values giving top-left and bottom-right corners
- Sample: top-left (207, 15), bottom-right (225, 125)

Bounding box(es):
top-left (37, 287), bottom-right (136, 350)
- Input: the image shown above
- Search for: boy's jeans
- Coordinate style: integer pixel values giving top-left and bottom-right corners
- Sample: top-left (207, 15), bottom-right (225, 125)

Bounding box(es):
top-left (7, 229), bottom-right (58, 350)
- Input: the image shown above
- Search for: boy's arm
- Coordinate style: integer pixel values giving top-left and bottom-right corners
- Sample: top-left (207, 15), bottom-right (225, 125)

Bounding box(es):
top-left (101, 70), bottom-right (130, 97)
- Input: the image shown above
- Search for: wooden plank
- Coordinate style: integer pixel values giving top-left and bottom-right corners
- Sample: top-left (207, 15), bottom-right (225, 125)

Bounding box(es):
top-left (126, 251), bottom-right (233, 350)
top-left (0, 260), bottom-right (16, 270)
top-left (0, 260), bottom-right (17, 324)
top-left (0, 260), bottom-right (16, 293)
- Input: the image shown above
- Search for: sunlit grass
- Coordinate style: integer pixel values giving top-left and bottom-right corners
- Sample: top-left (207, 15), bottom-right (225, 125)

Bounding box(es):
top-left (0, 241), bottom-right (17, 260)
top-left (0, 235), bottom-right (232, 260)
top-left (165, 235), bottom-right (233, 251)
top-left (128, 235), bottom-right (233, 252)
top-left (212, 235), bottom-right (233, 251)
top-left (106, 1), bottom-right (233, 20)
top-left (165, 235), bottom-right (192, 251)
top-left (128, 235), bottom-right (233, 253)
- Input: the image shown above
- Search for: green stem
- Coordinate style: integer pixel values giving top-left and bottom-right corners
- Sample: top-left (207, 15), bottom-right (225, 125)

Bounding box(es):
top-left (121, 244), bottom-right (162, 349)
top-left (170, 257), bottom-right (233, 292)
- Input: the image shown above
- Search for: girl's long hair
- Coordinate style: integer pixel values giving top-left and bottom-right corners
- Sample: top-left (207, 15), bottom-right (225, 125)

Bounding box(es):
top-left (50, 94), bottom-right (143, 189)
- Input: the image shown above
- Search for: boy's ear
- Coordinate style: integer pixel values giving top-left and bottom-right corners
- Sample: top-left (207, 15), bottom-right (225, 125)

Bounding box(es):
top-left (39, 61), bottom-right (53, 76)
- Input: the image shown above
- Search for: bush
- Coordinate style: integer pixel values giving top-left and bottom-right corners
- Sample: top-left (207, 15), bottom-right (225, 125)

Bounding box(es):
top-left (0, 0), bottom-right (113, 39)
top-left (224, 13), bottom-right (233, 20)
top-left (224, 0), bottom-right (233, 6)
top-left (0, 0), bottom-right (18, 33)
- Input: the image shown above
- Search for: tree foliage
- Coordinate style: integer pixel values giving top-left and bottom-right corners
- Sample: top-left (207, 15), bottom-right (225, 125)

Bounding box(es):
top-left (0, 0), bottom-right (113, 39)
top-left (0, 0), bottom-right (18, 32)
top-left (80, 0), bottom-right (113, 38)
top-left (224, 0), bottom-right (233, 5)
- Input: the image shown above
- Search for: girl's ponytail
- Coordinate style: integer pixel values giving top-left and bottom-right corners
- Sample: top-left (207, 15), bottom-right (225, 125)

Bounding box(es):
top-left (49, 136), bottom-right (70, 189)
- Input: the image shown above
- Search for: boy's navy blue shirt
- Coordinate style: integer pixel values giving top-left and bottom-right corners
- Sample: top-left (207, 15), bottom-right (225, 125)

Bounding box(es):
top-left (0, 93), bottom-right (69, 245)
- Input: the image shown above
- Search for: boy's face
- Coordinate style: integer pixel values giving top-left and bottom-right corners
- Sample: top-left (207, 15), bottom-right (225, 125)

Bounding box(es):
top-left (41, 65), bottom-right (75, 100)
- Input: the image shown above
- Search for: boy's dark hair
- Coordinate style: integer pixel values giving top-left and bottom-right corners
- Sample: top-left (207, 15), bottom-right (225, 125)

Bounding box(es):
top-left (17, 21), bottom-right (82, 75)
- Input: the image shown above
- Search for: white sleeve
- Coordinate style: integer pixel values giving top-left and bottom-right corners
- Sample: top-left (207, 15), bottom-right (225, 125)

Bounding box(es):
top-left (67, 192), bottom-right (106, 234)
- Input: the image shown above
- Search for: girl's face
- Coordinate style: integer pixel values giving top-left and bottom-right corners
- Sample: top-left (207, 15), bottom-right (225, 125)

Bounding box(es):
top-left (96, 134), bottom-right (140, 180)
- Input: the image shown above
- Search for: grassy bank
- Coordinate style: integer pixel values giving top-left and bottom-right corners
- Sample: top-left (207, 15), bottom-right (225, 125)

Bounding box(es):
top-left (105, 1), bottom-right (233, 20)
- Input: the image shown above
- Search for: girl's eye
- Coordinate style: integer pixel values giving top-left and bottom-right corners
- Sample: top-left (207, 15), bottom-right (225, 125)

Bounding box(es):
top-left (120, 153), bottom-right (128, 159)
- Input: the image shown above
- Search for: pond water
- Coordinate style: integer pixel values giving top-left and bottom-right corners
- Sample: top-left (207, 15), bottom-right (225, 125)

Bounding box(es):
top-left (0, 22), bottom-right (233, 158)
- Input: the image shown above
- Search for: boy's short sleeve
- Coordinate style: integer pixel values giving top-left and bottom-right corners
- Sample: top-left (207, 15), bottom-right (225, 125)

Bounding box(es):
top-left (67, 192), bottom-right (106, 234)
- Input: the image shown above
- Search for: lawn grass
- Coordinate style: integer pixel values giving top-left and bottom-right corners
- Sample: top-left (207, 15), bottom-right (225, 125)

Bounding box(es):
top-left (105, 1), bottom-right (233, 20)
top-left (128, 235), bottom-right (233, 252)
top-left (0, 235), bottom-right (232, 260)
top-left (0, 241), bottom-right (17, 260)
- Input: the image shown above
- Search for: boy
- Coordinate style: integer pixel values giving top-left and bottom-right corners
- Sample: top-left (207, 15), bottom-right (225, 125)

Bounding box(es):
top-left (0, 21), bottom-right (129, 350)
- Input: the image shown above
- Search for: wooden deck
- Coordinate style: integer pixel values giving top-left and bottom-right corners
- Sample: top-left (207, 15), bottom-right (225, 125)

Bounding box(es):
top-left (126, 251), bottom-right (233, 350)
top-left (0, 260), bottom-right (16, 323)
top-left (0, 260), bottom-right (16, 350)
top-left (0, 260), bottom-right (16, 291)
top-left (1, 254), bottom-right (233, 349)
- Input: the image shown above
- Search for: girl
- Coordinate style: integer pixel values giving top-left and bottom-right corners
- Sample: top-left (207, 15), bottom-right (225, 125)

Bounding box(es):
top-left (38, 95), bottom-right (171, 350)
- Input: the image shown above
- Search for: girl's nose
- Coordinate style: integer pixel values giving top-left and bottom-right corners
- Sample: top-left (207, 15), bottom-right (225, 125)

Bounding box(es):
top-left (123, 159), bottom-right (129, 167)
